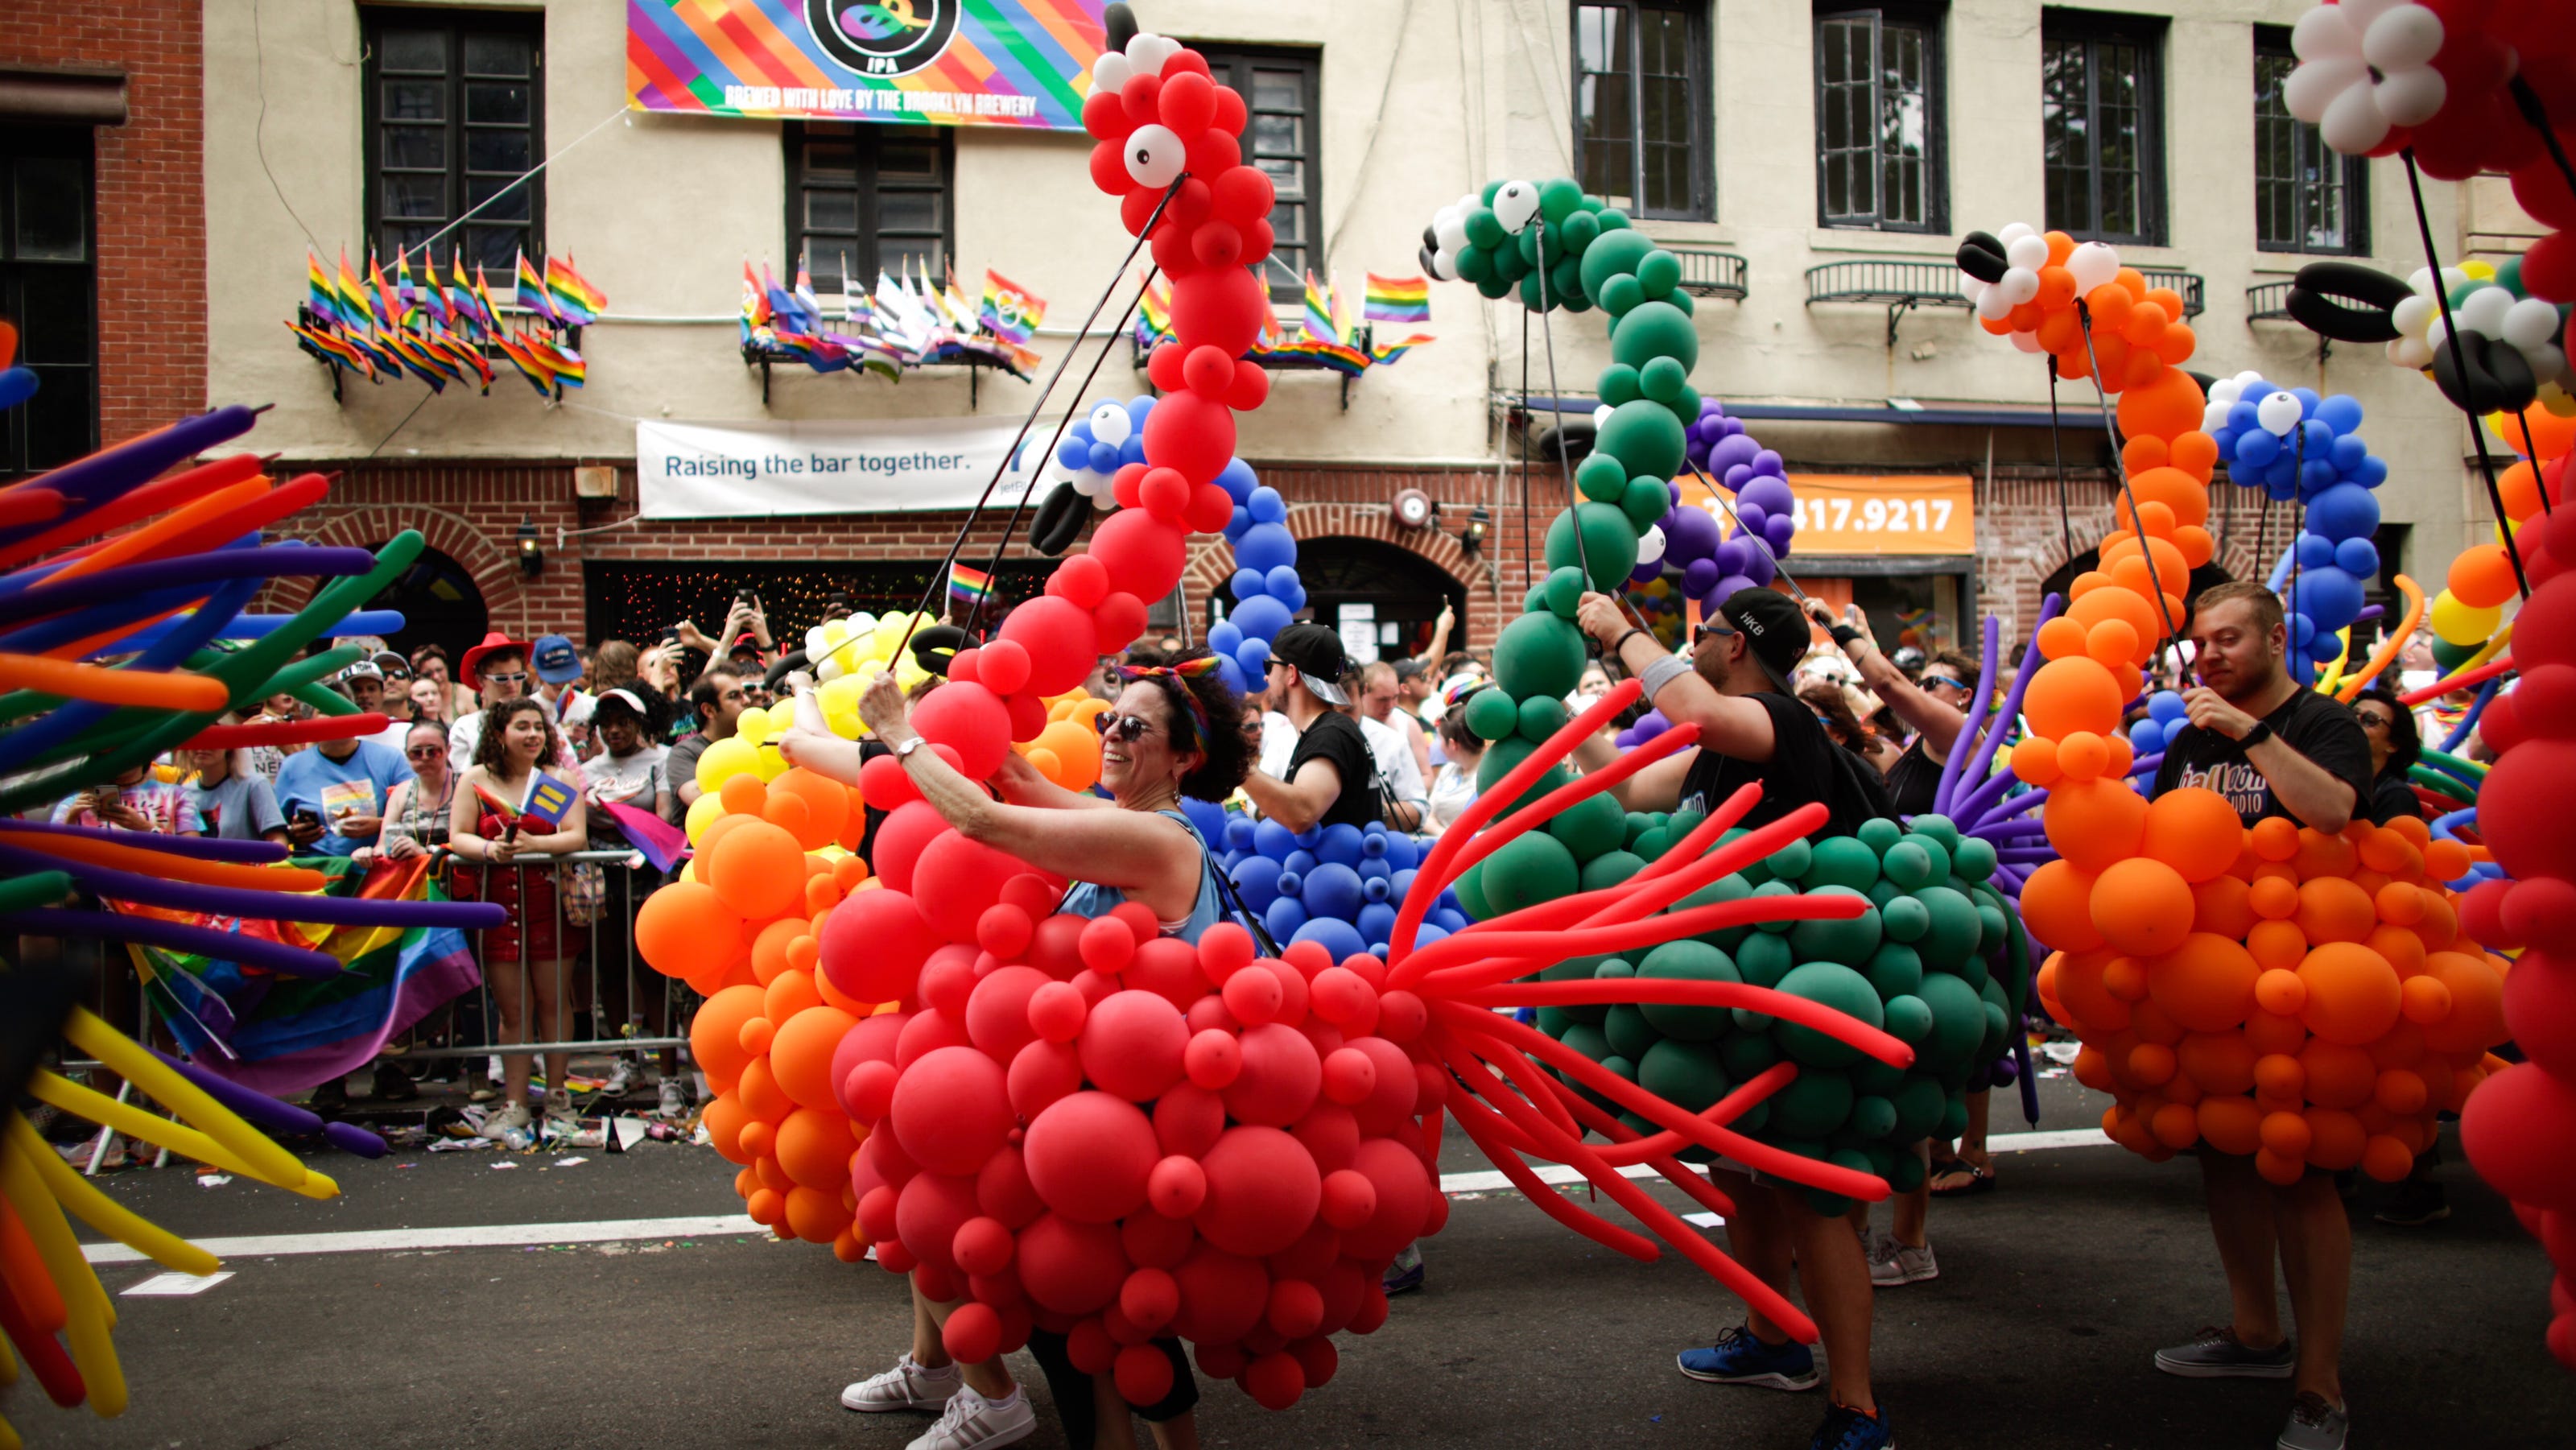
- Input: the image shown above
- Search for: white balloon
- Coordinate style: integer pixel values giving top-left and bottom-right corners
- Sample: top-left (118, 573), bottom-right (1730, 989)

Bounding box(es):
top-left (2425, 316), bottom-right (2450, 353)
top-left (2362, 4), bottom-right (2444, 71)
top-left (2004, 234), bottom-right (2050, 271)
top-left (1959, 272), bottom-right (1988, 303)
top-left (2389, 336), bottom-right (2434, 369)
top-left (2066, 242), bottom-right (2120, 292)
top-left (2442, 266), bottom-right (2471, 291)
top-left (1997, 221), bottom-right (2037, 245)
top-left (1092, 51), bottom-right (1133, 92)
top-left (2284, 56), bottom-right (2366, 126)
top-left (1435, 217), bottom-right (1469, 254)
top-left (1637, 523), bottom-right (1666, 567)
top-left (2256, 390), bottom-right (2304, 436)
top-left (2504, 296), bottom-right (2564, 351)
top-left (1090, 487), bottom-right (1114, 511)
top-left (2291, 4), bottom-right (2360, 62)
top-left (2406, 266), bottom-right (2438, 295)
top-left (805, 626), bottom-right (829, 656)
top-left (1121, 124), bottom-right (1186, 188)
top-left (2202, 402), bottom-right (2233, 433)
top-left (1087, 399), bottom-right (1133, 447)
top-left (1492, 180), bottom-right (1542, 234)
top-left (1593, 404), bottom-right (1616, 428)
top-left (2458, 285), bottom-right (2515, 337)
top-left (2391, 293), bottom-right (2435, 337)
top-left (1999, 266), bottom-right (2041, 305)
top-left (1430, 250), bottom-right (1459, 282)
top-left (2209, 378), bottom-right (2244, 407)
top-left (816, 656), bottom-right (845, 682)
top-left (2342, 0), bottom-right (2410, 30)
top-left (1125, 33), bottom-right (1175, 76)
top-left (1975, 284), bottom-right (2014, 320)
top-left (2378, 65), bottom-right (2446, 127)
top-left (2319, 81), bottom-right (2392, 155)
top-left (2233, 370), bottom-right (2267, 386)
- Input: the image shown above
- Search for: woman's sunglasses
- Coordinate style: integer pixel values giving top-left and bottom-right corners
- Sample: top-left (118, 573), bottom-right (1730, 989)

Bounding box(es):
top-left (1093, 713), bottom-right (1162, 742)
top-left (405, 745), bottom-right (444, 759)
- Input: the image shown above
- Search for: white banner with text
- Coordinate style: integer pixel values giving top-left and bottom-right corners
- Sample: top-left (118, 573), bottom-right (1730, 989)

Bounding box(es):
top-left (634, 416), bottom-right (1055, 519)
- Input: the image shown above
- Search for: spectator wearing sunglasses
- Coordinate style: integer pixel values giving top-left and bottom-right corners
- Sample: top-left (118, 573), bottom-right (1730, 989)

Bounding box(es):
top-left (780, 654), bottom-right (1252, 1450)
top-left (1807, 601), bottom-right (1984, 820)
top-left (1241, 622), bottom-right (1390, 832)
top-left (2351, 685), bottom-right (2425, 826)
top-left (445, 633), bottom-right (575, 775)
top-left (1571, 585), bottom-right (1895, 1449)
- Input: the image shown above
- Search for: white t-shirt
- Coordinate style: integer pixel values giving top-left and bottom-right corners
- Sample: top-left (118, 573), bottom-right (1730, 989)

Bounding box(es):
top-left (1358, 713), bottom-right (1426, 808)
top-left (581, 746), bottom-right (668, 811)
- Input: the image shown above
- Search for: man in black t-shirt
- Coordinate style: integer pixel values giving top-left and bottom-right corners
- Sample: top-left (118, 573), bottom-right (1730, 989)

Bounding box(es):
top-left (1572, 584), bottom-right (1893, 1444)
top-left (1242, 622), bottom-right (1382, 832)
top-left (2144, 581), bottom-right (2360, 1450)
top-left (2151, 582), bottom-right (2372, 831)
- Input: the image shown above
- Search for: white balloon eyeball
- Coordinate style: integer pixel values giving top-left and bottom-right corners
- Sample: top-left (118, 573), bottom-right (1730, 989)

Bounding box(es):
top-left (1492, 181), bottom-right (1541, 234)
top-left (1087, 399), bottom-right (1133, 447)
top-left (1637, 524), bottom-right (1666, 567)
top-left (1593, 404), bottom-right (1616, 428)
top-left (2256, 390), bottom-right (2303, 436)
top-left (2000, 266), bottom-right (2041, 305)
top-left (2004, 234), bottom-right (2050, 271)
top-left (1123, 124), bottom-right (1186, 188)
top-left (2503, 296), bottom-right (2563, 351)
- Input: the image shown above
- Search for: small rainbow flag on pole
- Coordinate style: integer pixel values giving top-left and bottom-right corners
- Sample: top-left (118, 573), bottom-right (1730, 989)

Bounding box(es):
top-left (546, 254), bottom-right (606, 326)
top-left (1302, 272), bottom-right (1340, 345)
top-left (948, 561), bottom-right (995, 609)
top-left (980, 270), bottom-right (1043, 345)
top-left (514, 250), bottom-right (561, 326)
top-left (1364, 273), bottom-right (1431, 324)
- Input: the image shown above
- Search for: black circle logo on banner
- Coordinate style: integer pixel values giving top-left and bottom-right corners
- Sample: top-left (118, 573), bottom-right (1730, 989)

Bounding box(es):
top-left (807, 0), bottom-right (959, 78)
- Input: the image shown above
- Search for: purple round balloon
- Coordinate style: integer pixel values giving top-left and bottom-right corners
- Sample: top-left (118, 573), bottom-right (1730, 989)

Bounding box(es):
top-left (1712, 573), bottom-right (1757, 601)
top-left (1738, 477), bottom-right (1794, 516)
top-left (1735, 501), bottom-right (1769, 535)
top-left (1633, 710), bottom-right (1670, 742)
top-left (1710, 435), bottom-right (1759, 474)
top-left (1629, 556), bottom-right (1663, 583)
top-left (1763, 512), bottom-right (1797, 554)
top-left (1740, 548), bottom-right (1777, 587)
top-left (1752, 448), bottom-right (1785, 477)
top-left (1713, 536), bottom-right (1748, 576)
top-left (1666, 506), bottom-right (1718, 564)
top-left (1681, 557), bottom-right (1720, 597)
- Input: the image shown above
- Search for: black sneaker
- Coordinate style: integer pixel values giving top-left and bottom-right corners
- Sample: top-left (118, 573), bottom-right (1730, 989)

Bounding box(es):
top-left (2374, 1179), bottom-right (2449, 1226)
top-left (2153, 1326), bottom-right (2293, 1378)
top-left (371, 1060), bottom-right (419, 1102)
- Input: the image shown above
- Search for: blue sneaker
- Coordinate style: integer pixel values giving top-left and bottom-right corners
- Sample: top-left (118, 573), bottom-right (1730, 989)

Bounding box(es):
top-left (1810, 1400), bottom-right (1893, 1449)
top-left (1674, 1326), bottom-right (1819, 1390)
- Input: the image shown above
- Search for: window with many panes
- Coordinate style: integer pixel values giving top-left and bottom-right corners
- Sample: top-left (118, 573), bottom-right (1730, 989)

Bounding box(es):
top-left (1193, 47), bottom-right (1320, 302)
top-left (1814, 5), bottom-right (1945, 231)
top-left (2254, 28), bottom-right (2366, 254)
top-left (0, 126), bottom-right (94, 476)
top-left (2041, 11), bottom-right (2165, 246)
top-left (1573, 1), bottom-right (1711, 221)
top-left (363, 8), bottom-right (543, 272)
top-left (786, 123), bottom-right (952, 296)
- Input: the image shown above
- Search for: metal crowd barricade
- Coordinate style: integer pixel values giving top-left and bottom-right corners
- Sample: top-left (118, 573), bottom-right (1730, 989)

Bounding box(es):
top-left (390, 846), bottom-right (696, 1071)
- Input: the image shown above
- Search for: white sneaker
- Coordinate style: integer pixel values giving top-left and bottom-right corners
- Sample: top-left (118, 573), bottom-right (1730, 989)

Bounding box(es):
top-left (841, 1354), bottom-right (961, 1413)
top-left (479, 1101), bottom-right (531, 1142)
top-left (540, 1089), bottom-right (580, 1139)
top-left (905, 1386), bottom-right (1034, 1450)
top-left (488, 1054), bottom-right (505, 1084)
top-left (656, 1078), bottom-right (690, 1119)
top-left (1867, 1231), bottom-right (1939, 1287)
top-left (601, 1057), bottom-right (645, 1095)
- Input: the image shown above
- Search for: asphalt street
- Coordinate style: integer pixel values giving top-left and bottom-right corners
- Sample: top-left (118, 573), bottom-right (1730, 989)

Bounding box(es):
top-left (23, 1072), bottom-right (2572, 1450)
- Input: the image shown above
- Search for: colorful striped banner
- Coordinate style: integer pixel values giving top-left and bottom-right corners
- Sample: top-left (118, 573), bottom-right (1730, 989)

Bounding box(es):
top-left (626, 0), bottom-right (1104, 132)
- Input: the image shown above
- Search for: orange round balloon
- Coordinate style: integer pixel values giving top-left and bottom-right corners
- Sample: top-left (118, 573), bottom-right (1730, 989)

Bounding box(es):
top-left (2295, 941), bottom-right (2403, 1046)
top-left (2399, 973), bottom-right (2453, 1025)
top-left (2190, 874), bottom-right (2256, 939)
top-left (2141, 788), bottom-right (2244, 884)
top-left (2417, 952), bottom-right (2504, 1053)
top-left (2297, 1038), bottom-right (2377, 1108)
top-left (2058, 731), bottom-right (2110, 781)
top-left (2178, 1031), bottom-right (2259, 1095)
top-left (770, 1004), bottom-right (861, 1110)
top-left (750, 916), bottom-right (807, 985)
top-left (2020, 861), bottom-right (2106, 952)
top-left (2149, 1101), bottom-right (2198, 1149)
top-left (2024, 656), bottom-right (2125, 740)
top-left (636, 878), bottom-right (748, 980)
top-left (785, 1184), bottom-right (855, 1244)
top-left (2244, 1009), bottom-right (2308, 1058)
top-left (2250, 816), bottom-right (2301, 863)
top-left (763, 969), bottom-right (824, 1027)
top-left (2448, 543), bottom-right (2520, 610)
top-left (2247, 919), bottom-right (2310, 973)
top-left (2301, 1107), bottom-right (2367, 1170)
top-left (737, 1054), bottom-right (795, 1122)
top-left (2359, 1134), bottom-right (2415, 1184)
top-left (720, 772), bottom-right (769, 817)
top-left (708, 820), bottom-right (809, 919)
top-left (2293, 878), bottom-right (2376, 945)
top-left (690, 982), bottom-right (770, 1092)
top-left (770, 767), bottom-right (851, 849)
top-left (2046, 777), bottom-right (2150, 873)
top-left (2013, 734), bottom-right (2065, 787)
top-left (2197, 1095), bottom-right (2262, 1155)
top-left (704, 1092), bottom-right (753, 1164)
top-left (775, 1105), bottom-right (860, 1189)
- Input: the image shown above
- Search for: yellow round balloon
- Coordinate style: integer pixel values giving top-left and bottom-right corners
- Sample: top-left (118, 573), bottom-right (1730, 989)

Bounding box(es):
top-left (695, 735), bottom-right (761, 791)
top-left (2428, 589), bottom-right (2501, 648)
top-left (735, 705), bottom-right (774, 747)
top-left (684, 791), bottom-right (725, 845)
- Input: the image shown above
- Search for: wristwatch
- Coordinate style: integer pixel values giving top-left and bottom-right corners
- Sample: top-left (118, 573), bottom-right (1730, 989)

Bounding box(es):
top-left (891, 733), bottom-right (930, 761)
top-left (2238, 721), bottom-right (2273, 749)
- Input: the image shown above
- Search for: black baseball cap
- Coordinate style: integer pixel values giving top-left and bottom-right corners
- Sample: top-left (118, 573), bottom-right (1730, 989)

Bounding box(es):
top-left (1391, 657), bottom-right (1425, 682)
top-left (1713, 587), bottom-right (1808, 695)
top-left (1269, 622), bottom-right (1351, 705)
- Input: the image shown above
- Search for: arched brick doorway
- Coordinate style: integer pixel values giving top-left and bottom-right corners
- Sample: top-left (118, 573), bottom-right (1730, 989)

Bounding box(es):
top-left (261, 507), bottom-right (526, 645)
top-left (1294, 535), bottom-right (1468, 664)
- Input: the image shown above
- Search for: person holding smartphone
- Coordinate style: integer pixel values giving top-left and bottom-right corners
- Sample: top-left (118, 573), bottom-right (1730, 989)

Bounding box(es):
top-left (275, 726), bottom-right (414, 859)
top-left (54, 762), bottom-right (204, 837)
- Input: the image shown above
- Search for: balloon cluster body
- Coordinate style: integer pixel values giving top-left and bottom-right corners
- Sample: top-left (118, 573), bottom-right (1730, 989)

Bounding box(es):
top-left (1954, 224), bottom-right (2198, 390)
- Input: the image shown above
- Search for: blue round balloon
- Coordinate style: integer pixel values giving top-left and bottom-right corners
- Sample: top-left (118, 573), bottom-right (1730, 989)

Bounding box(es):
top-left (1275, 870), bottom-right (1304, 899)
top-left (2291, 566), bottom-right (2365, 632)
top-left (1224, 816), bottom-right (1256, 849)
top-left (2307, 481), bottom-right (2381, 542)
top-left (1208, 620), bottom-right (1244, 656)
top-left (1088, 440), bottom-right (1121, 473)
top-left (1058, 437), bottom-right (1091, 470)
top-left (1292, 915), bottom-right (1368, 961)
top-left (1230, 594), bottom-right (1292, 642)
top-left (1357, 902), bottom-right (1398, 944)
top-left (1218, 457), bottom-right (1260, 504)
top-left (2297, 533), bottom-right (2336, 568)
top-left (2316, 394), bottom-right (2364, 435)
top-left (2334, 538), bottom-right (2379, 576)
top-left (1231, 568), bottom-right (1267, 600)
top-left (1302, 861), bottom-right (1366, 920)
top-left (1430, 907), bottom-right (1470, 934)
top-left (2235, 431), bottom-right (2279, 467)
top-left (1225, 508), bottom-right (1253, 542)
top-left (1253, 820), bottom-right (1300, 858)
top-left (1249, 485), bottom-right (1290, 525)
top-left (1236, 522), bottom-right (1297, 574)
top-left (1384, 837), bottom-right (1421, 872)
top-left (1265, 564), bottom-right (1302, 599)
top-left (1231, 854), bottom-right (1284, 912)
top-left (1284, 848), bottom-right (1319, 878)
top-left (2148, 690), bottom-right (2187, 724)
top-left (1265, 896), bottom-right (1310, 941)
top-left (1236, 637), bottom-right (1272, 675)
top-left (1315, 824), bottom-right (1366, 867)
top-left (1390, 865), bottom-right (1419, 899)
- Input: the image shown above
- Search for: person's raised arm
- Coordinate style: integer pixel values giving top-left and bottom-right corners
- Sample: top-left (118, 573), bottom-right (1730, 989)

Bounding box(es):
top-left (1567, 729), bottom-right (1695, 812)
top-left (2182, 688), bottom-right (2359, 833)
top-left (1575, 593), bottom-right (1778, 762)
top-left (1242, 757), bottom-right (1343, 834)
top-left (991, 750), bottom-right (1115, 812)
top-left (1413, 602), bottom-right (1454, 672)
top-left (1806, 600), bottom-right (1967, 756)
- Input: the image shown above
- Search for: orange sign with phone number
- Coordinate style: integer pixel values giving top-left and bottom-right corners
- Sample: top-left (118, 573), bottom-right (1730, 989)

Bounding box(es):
top-left (1674, 473), bottom-right (1976, 556)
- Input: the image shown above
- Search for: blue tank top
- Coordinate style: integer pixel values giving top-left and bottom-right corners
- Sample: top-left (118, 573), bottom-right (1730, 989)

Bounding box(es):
top-left (1056, 809), bottom-right (1228, 944)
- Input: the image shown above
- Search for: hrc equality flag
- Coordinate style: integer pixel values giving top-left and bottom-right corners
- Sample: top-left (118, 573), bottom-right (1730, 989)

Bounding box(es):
top-left (626, 0), bottom-right (1108, 133)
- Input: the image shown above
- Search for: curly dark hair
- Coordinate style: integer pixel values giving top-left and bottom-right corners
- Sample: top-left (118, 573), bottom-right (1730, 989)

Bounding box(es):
top-left (472, 696), bottom-right (566, 776)
top-left (1122, 651), bottom-right (1254, 803)
top-left (2352, 685), bottom-right (2421, 776)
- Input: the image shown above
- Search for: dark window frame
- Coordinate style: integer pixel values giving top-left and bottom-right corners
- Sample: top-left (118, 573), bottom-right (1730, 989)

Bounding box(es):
top-left (2253, 26), bottom-right (2368, 256)
top-left (1191, 44), bottom-right (1323, 304)
top-left (2040, 9), bottom-right (2167, 247)
top-left (1813, 2), bottom-right (1948, 233)
top-left (1572, 0), bottom-right (1714, 222)
top-left (360, 6), bottom-right (546, 274)
top-left (0, 123), bottom-right (97, 477)
top-left (782, 122), bottom-right (956, 297)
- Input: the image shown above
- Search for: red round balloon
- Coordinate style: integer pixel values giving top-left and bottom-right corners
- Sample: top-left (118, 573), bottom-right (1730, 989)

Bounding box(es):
top-left (976, 1142), bottom-right (1047, 1228)
top-left (966, 965), bottom-right (1050, 1063)
top-left (1222, 1022), bottom-right (1323, 1127)
top-left (1025, 1089), bottom-right (1159, 1223)
top-left (2462, 1060), bottom-right (2576, 1211)
top-left (1089, 510), bottom-right (1187, 604)
top-left (891, 1045), bottom-right (1013, 1176)
top-left (1093, 591), bottom-right (1151, 658)
top-left (1170, 1241), bottom-right (1269, 1344)
top-left (911, 830), bottom-right (1023, 943)
top-left (998, 594), bottom-right (1102, 696)
top-left (819, 887), bottom-right (943, 1004)
top-left (1154, 1082), bottom-right (1228, 1159)
top-left (1080, 989), bottom-right (1191, 1101)
top-left (1015, 1212), bottom-right (1130, 1316)
top-left (913, 680), bottom-right (1012, 780)
top-left (1007, 1038), bottom-right (1084, 1122)
top-left (894, 1169), bottom-right (981, 1272)
top-left (1340, 1135), bottom-right (1435, 1262)
top-left (1194, 1125), bottom-right (1323, 1258)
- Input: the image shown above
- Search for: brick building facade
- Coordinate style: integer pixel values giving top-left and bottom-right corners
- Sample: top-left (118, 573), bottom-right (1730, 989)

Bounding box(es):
top-left (0, 0), bottom-right (205, 452)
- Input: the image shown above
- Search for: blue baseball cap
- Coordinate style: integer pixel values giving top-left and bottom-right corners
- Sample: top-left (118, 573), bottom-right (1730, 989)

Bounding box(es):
top-left (530, 634), bottom-right (583, 685)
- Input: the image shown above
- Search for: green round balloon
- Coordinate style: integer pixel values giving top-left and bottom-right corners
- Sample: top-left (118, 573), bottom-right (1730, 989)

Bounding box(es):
top-left (1635, 248), bottom-right (1682, 299)
top-left (1543, 565), bottom-right (1591, 618)
top-left (1889, 1073), bottom-right (1946, 1139)
top-left (1913, 972), bottom-right (1986, 1078)
top-left (1881, 841), bottom-right (1934, 891)
top-left (1637, 1037), bottom-right (1731, 1113)
top-left (1598, 272), bottom-right (1645, 316)
top-left (1668, 386), bottom-right (1702, 428)
top-left (1889, 1151), bottom-right (1926, 1192)
top-left (1591, 955), bottom-right (1635, 982)
top-left (1464, 207), bottom-right (1504, 247)
top-left (1475, 269), bottom-right (1513, 300)
top-left (1850, 1056), bottom-right (1906, 1097)
top-left (1475, 737), bottom-right (1571, 816)
top-left (1560, 209), bottom-right (1601, 250)
top-left (1908, 833), bottom-right (1953, 886)
top-left (1596, 208), bottom-right (1632, 231)
top-left (1938, 1098), bottom-right (1969, 1140)
top-left (1575, 453), bottom-right (1628, 503)
top-left (1621, 476), bottom-right (1673, 532)
top-left (1550, 258), bottom-right (1587, 308)
top-left (1862, 941), bottom-right (1924, 998)
top-left (1610, 300), bottom-right (1699, 374)
top-left (1953, 836), bottom-right (1999, 882)
top-left (1480, 829), bottom-right (1579, 915)
top-left (1719, 1029), bottom-right (1778, 1080)
top-left (1880, 893), bottom-right (1930, 944)
top-left (1789, 885), bottom-right (1883, 964)
top-left (1735, 929), bottom-right (1795, 986)
top-left (1880, 993), bottom-right (1934, 1044)
top-left (1455, 246), bottom-right (1493, 283)
top-left (1604, 1002), bottom-right (1657, 1061)
top-left (1912, 886), bottom-right (1982, 967)
top-left (1768, 1069), bottom-right (1856, 1138)
top-left (1542, 502), bottom-right (1642, 593)
top-left (1856, 817), bottom-right (1903, 854)
top-left (1668, 807), bottom-right (1707, 842)
top-left (1909, 814), bottom-right (1961, 851)
top-left (1539, 176), bottom-right (1585, 222)
top-left (1848, 1094), bottom-right (1898, 1140)
top-left (1492, 610), bottom-right (1588, 700)
top-left (1765, 837), bottom-right (1813, 882)
top-left (1866, 878), bottom-right (1905, 910)
top-left (1577, 227), bottom-right (1658, 297)
top-left (1580, 849), bottom-right (1645, 893)
top-left (1547, 791), bottom-right (1628, 860)
top-left (1639, 354), bottom-right (1689, 403)
top-left (1636, 939), bottom-right (1740, 1040)
top-left (1772, 960), bottom-right (1885, 1068)
top-left (1597, 361), bottom-right (1643, 406)
top-left (1493, 244), bottom-right (1530, 282)
top-left (1517, 690), bottom-right (1571, 742)
top-left (1535, 1004), bottom-right (1575, 1038)
top-left (1560, 1019), bottom-right (1612, 1064)
top-left (1803, 836), bottom-right (1882, 892)
top-left (1593, 401), bottom-right (1687, 490)
top-left (1630, 827), bottom-right (1671, 861)
top-left (1975, 900), bottom-right (2012, 955)
top-left (1667, 289), bottom-right (1695, 317)
top-left (1463, 685), bottom-right (1520, 742)
top-left (1678, 873), bottom-right (1752, 948)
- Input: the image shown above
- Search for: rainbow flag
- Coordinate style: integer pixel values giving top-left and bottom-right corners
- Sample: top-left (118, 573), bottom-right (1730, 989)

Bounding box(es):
top-left (981, 270), bottom-right (1044, 345)
top-left (1364, 273), bottom-right (1431, 325)
top-left (416, 252), bottom-right (453, 328)
top-left (547, 254), bottom-right (607, 326)
top-left (448, 250), bottom-right (489, 336)
top-left (515, 250), bottom-right (561, 326)
top-left (490, 329), bottom-right (556, 399)
top-left (525, 332), bottom-right (584, 391)
top-left (287, 319), bottom-right (374, 378)
top-left (1135, 275), bottom-right (1173, 339)
top-left (470, 263), bottom-right (504, 337)
top-left (336, 248), bottom-right (374, 327)
top-left (949, 561), bottom-right (995, 608)
top-left (394, 248), bottom-right (419, 326)
top-left (1369, 332), bottom-right (1436, 366)
top-left (304, 248), bottom-right (343, 327)
top-left (1302, 271), bottom-right (1340, 345)
top-left (365, 251), bottom-right (399, 329)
